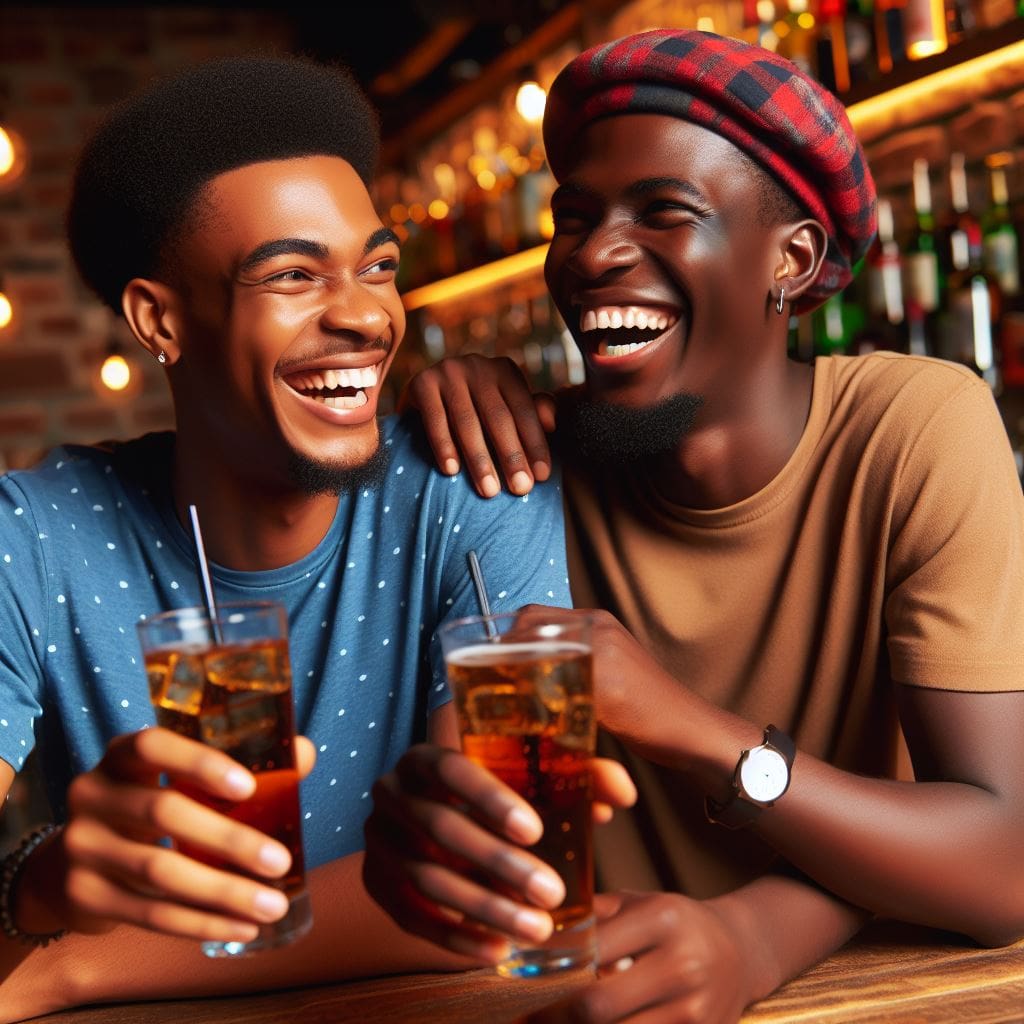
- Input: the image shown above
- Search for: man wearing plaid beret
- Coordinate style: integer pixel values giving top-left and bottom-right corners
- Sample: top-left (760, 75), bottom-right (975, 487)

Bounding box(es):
top-left (365, 27), bottom-right (1024, 1022)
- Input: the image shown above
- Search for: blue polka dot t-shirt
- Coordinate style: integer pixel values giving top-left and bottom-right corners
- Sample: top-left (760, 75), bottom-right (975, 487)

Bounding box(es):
top-left (0, 414), bottom-right (570, 868)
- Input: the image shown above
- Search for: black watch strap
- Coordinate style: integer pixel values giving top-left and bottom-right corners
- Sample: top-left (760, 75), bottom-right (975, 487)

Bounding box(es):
top-left (705, 725), bottom-right (795, 830)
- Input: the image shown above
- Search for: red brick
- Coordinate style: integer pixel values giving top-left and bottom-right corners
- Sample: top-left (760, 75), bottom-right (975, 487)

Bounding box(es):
top-left (26, 218), bottom-right (66, 244)
top-left (0, 405), bottom-right (47, 437)
top-left (37, 314), bottom-right (80, 336)
top-left (25, 81), bottom-right (76, 107)
top-left (0, 349), bottom-right (73, 396)
top-left (62, 404), bottom-right (119, 435)
top-left (10, 279), bottom-right (63, 307)
top-left (27, 181), bottom-right (71, 210)
top-left (81, 65), bottom-right (139, 106)
top-left (28, 145), bottom-right (81, 175)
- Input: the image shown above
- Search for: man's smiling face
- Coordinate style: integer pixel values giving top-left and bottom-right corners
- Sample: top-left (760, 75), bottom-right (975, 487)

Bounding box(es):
top-left (545, 113), bottom-right (789, 420)
top-left (164, 154), bottom-right (404, 492)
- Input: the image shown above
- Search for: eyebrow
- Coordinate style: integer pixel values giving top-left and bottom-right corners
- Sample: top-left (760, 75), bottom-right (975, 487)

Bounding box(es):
top-left (552, 177), bottom-right (707, 204)
top-left (238, 228), bottom-right (401, 274)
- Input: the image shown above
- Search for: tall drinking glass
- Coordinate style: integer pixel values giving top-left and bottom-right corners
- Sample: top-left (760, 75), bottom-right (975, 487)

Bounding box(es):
top-left (439, 610), bottom-right (596, 978)
top-left (137, 600), bottom-right (312, 957)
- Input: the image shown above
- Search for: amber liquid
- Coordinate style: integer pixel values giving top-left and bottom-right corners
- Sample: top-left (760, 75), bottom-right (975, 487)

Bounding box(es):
top-left (447, 642), bottom-right (594, 936)
top-left (145, 639), bottom-right (305, 896)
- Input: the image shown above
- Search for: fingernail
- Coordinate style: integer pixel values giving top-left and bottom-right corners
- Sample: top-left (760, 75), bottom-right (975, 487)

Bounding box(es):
top-left (258, 843), bottom-right (291, 875)
top-left (253, 889), bottom-right (289, 921)
top-left (532, 461), bottom-right (550, 481)
top-left (505, 806), bottom-right (541, 844)
top-left (481, 475), bottom-right (500, 498)
top-left (224, 768), bottom-right (254, 797)
top-left (510, 471), bottom-right (532, 493)
top-left (443, 458), bottom-right (459, 475)
top-left (514, 907), bottom-right (554, 942)
top-left (526, 869), bottom-right (565, 909)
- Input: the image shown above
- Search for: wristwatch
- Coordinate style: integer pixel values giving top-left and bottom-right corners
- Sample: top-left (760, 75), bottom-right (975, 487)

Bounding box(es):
top-left (705, 725), bottom-right (795, 829)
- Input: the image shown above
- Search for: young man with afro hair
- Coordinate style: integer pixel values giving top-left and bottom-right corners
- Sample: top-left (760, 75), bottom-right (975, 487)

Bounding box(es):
top-left (0, 53), bottom-right (592, 1018)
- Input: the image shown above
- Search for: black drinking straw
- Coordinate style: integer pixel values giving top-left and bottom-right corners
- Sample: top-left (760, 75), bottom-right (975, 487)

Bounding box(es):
top-left (467, 550), bottom-right (498, 639)
top-left (188, 504), bottom-right (223, 644)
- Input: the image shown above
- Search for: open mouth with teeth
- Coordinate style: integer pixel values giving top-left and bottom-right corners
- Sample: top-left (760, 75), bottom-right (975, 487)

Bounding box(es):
top-left (283, 365), bottom-right (379, 409)
top-left (580, 305), bottom-right (680, 357)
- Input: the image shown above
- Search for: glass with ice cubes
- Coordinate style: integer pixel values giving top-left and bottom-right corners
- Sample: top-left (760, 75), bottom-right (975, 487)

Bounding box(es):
top-left (439, 610), bottom-right (596, 978)
top-left (137, 601), bottom-right (311, 957)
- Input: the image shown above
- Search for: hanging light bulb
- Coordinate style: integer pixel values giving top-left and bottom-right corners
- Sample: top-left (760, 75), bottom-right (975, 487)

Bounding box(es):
top-left (515, 81), bottom-right (546, 125)
top-left (0, 275), bottom-right (14, 337)
top-left (0, 124), bottom-right (28, 191)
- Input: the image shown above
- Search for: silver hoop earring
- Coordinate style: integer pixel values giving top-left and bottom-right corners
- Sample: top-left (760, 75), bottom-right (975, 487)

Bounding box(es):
top-left (775, 288), bottom-right (786, 316)
top-left (157, 351), bottom-right (167, 364)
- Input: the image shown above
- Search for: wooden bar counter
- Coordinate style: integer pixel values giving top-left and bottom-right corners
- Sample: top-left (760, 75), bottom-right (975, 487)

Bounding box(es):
top-left (25, 921), bottom-right (1024, 1024)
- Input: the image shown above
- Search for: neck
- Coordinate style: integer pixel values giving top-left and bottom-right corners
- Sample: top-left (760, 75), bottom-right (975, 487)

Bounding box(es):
top-left (652, 357), bottom-right (815, 509)
top-left (171, 428), bottom-right (339, 572)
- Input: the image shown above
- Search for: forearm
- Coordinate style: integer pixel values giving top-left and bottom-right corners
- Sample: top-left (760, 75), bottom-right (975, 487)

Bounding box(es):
top-left (708, 871), bottom-right (871, 1005)
top-left (614, 687), bottom-right (1024, 946)
top-left (0, 851), bottom-right (473, 1023)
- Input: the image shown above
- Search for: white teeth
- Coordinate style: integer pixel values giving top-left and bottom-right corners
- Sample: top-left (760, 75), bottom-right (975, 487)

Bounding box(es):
top-left (318, 391), bottom-right (368, 409)
top-left (599, 340), bottom-right (651, 357)
top-left (323, 369), bottom-right (339, 389)
top-left (579, 306), bottom-right (678, 334)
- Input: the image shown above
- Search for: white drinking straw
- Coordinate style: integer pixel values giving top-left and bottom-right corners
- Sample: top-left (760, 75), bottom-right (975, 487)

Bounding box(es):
top-left (188, 503), bottom-right (223, 644)
top-left (467, 550), bottom-right (498, 639)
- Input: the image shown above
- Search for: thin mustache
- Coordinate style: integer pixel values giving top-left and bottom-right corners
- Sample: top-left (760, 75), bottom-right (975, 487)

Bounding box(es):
top-left (276, 336), bottom-right (390, 375)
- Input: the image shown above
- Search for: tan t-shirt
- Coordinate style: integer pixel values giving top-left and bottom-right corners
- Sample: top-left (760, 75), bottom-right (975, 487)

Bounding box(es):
top-left (559, 352), bottom-right (1024, 898)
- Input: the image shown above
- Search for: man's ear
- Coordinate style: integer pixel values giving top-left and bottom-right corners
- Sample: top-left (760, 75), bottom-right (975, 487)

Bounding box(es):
top-left (773, 220), bottom-right (829, 306)
top-left (121, 278), bottom-right (184, 366)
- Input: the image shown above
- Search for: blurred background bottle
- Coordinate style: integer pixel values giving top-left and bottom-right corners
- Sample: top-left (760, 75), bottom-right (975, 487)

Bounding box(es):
top-left (903, 158), bottom-right (944, 351)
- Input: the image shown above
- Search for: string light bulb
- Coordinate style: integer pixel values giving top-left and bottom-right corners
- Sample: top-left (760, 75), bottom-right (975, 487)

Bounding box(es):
top-left (515, 81), bottom-right (546, 125)
top-left (100, 349), bottom-right (131, 391)
top-left (0, 125), bottom-right (28, 191)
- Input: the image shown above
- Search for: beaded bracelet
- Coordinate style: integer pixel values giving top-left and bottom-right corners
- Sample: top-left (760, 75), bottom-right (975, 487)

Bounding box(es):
top-left (0, 824), bottom-right (69, 947)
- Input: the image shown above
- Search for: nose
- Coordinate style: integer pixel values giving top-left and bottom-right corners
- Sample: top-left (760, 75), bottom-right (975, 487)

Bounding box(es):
top-left (566, 219), bottom-right (641, 280)
top-left (319, 277), bottom-right (391, 340)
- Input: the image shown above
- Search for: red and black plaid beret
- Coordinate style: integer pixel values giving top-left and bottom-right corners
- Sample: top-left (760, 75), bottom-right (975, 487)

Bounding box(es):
top-left (542, 28), bottom-right (877, 312)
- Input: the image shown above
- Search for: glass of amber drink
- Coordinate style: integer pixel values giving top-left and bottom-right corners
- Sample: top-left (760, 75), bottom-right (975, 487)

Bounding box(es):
top-left (137, 600), bottom-right (312, 957)
top-left (440, 610), bottom-right (596, 978)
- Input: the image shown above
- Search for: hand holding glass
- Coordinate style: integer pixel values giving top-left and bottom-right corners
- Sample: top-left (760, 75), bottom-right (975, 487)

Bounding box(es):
top-left (137, 600), bottom-right (312, 957)
top-left (440, 610), bottom-right (596, 978)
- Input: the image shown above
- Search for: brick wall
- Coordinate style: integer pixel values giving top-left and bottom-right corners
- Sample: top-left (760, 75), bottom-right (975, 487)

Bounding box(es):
top-left (0, 6), bottom-right (299, 471)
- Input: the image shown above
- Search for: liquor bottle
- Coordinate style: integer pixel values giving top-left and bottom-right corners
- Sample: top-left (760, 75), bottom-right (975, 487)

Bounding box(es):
top-left (982, 156), bottom-right (1021, 300)
top-left (816, 0), bottom-right (851, 92)
top-left (853, 198), bottom-right (908, 351)
top-left (846, 0), bottom-right (879, 87)
top-left (874, 0), bottom-right (908, 73)
top-left (902, 0), bottom-right (948, 58)
top-left (938, 152), bottom-right (981, 281)
top-left (903, 158), bottom-right (943, 350)
top-left (939, 185), bottom-right (1000, 388)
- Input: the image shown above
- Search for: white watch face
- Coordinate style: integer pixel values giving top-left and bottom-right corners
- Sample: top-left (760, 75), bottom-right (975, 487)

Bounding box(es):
top-left (739, 746), bottom-right (789, 803)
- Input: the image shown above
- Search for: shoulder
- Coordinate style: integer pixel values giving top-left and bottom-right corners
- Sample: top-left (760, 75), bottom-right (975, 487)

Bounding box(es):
top-left (825, 352), bottom-right (986, 412)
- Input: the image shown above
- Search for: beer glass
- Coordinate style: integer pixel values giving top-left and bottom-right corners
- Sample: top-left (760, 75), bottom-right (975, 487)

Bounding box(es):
top-left (439, 610), bottom-right (596, 978)
top-left (137, 600), bottom-right (312, 957)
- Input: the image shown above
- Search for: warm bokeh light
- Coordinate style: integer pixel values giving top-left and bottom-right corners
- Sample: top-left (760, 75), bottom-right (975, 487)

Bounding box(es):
top-left (428, 198), bottom-right (450, 220)
top-left (0, 291), bottom-right (12, 331)
top-left (476, 168), bottom-right (496, 191)
top-left (0, 125), bottom-right (28, 190)
top-left (515, 81), bottom-right (546, 124)
top-left (389, 202), bottom-right (409, 224)
top-left (100, 352), bottom-right (131, 391)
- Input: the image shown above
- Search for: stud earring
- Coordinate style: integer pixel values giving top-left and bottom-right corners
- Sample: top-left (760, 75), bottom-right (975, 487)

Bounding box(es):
top-left (775, 288), bottom-right (786, 316)
top-left (156, 351), bottom-right (167, 364)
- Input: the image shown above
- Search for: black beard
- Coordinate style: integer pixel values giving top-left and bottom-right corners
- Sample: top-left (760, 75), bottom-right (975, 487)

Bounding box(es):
top-left (286, 438), bottom-right (390, 496)
top-left (568, 392), bottom-right (704, 465)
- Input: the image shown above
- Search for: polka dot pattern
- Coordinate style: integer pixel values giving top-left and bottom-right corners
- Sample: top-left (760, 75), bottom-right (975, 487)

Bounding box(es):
top-left (0, 416), bottom-right (570, 868)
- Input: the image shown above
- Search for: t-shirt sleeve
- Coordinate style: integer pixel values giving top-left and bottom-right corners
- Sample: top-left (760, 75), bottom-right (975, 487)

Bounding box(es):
top-left (885, 375), bottom-right (1024, 690)
top-left (426, 466), bottom-right (572, 712)
top-left (0, 478), bottom-right (48, 771)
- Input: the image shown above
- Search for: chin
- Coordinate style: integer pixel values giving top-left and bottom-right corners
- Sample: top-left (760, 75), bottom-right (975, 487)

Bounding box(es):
top-left (286, 433), bottom-right (390, 496)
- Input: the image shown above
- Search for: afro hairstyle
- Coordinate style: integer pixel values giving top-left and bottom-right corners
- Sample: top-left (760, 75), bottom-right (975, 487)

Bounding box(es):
top-left (67, 53), bottom-right (380, 313)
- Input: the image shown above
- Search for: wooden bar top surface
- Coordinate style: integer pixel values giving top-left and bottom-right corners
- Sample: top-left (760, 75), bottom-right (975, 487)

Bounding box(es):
top-left (25, 921), bottom-right (1024, 1024)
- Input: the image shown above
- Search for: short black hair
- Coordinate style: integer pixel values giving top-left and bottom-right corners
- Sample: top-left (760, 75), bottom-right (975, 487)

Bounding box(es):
top-left (738, 150), bottom-right (806, 227)
top-left (67, 53), bottom-right (380, 312)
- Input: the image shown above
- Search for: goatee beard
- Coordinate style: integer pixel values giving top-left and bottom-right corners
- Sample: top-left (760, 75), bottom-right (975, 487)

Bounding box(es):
top-left (286, 439), bottom-right (391, 496)
top-left (568, 392), bottom-right (704, 465)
